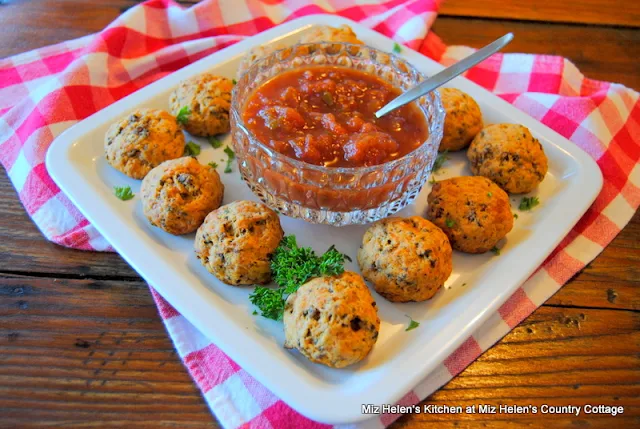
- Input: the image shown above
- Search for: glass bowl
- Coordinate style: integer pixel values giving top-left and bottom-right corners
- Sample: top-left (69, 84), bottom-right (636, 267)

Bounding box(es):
top-left (230, 42), bottom-right (444, 226)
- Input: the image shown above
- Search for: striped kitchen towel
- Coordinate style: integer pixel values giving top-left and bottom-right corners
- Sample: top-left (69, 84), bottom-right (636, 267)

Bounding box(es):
top-left (0, 0), bottom-right (638, 427)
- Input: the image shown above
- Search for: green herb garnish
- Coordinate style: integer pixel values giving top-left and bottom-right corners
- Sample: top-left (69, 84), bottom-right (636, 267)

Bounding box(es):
top-left (209, 136), bottom-right (223, 149)
top-left (232, 78), bottom-right (237, 85)
top-left (208, 162), bottom-right (218, 169)
top-left (393, 42), bottom-right (402, 54)
top-left (248, 288), bottom-right (284, 321)
top-left (429, 176), bottom-right (437, 185)
top-left (487, 192), bottom-right (493, 197)
top-left (513, 213), bottom-right (519, 219)
top-left (445, 218), bottom-right (456, 228)
top-left (176, 106), bottom-right (191, 125)
top-left (184, 141), bottom-right (201, 156)
top-left (321, 91), bottom-right (334, 106)
top-left (223, 146), bottom-right (235, 173)
top-left (432, 150), bottom-right (449, 173)
top-left (405, 315), bottom-right (419, 331)
top-left (114, 185), bottom-right (134, 201)
top-left (252, 310), bottom-right (258, 315)
top-left (519, 196), bottom-right (540, 211)
top-left (249, 235), bottom-right (350, 320)
top-left (491, 246), bottom-right (501, 256)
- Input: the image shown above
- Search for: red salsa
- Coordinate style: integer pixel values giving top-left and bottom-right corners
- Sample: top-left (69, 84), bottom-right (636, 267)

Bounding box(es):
top-left (242, 66), bottom-right (429, 168)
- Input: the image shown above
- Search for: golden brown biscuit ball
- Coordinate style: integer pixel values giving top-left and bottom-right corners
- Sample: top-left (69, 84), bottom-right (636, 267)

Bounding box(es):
top-left (141, 157), bottom-right (224, 235)
top-left (438, 88), bottom-right (483, 152)
top-left (467, 123), bottom-right (548, 194)
top-left (236, 44), bottom-right (285, 78)
top-left (194, 200), bottom-right (284, 285)
top-left (104, 109), bottom-right (185, 179)
top-left (169, 73), bottom-right (233, 137)
top-left (426, 176), bottom-right (513, 254)
top-left (283, 271), bottom-right (379, 368)
top-left (298, 24), bottom-right (364, 44)
top-left (357, 217), bottom-right (452, 303)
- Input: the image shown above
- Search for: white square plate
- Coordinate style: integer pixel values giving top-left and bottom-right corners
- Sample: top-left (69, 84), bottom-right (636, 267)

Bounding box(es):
top-left (46, 15), bottom-right (603, 424)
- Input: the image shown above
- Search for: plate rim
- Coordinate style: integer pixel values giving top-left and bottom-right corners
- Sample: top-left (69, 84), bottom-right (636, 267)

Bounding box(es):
top-left (46, 13), bottom-right (604, 424)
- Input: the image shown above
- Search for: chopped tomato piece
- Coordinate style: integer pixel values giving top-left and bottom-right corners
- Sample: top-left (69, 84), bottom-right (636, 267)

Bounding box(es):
top-left (243, 66), bottom-right (428, 167)
top-left (344, 132), bottom-right (399, 166)
top-left (258, 106), bottom-right (305, 132)
top-left (289, 134), bottom-right (333, 165)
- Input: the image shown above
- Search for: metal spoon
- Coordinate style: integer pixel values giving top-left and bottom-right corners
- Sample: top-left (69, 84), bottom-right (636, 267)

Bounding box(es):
top-left (375, 33), bottom-right (514, 118)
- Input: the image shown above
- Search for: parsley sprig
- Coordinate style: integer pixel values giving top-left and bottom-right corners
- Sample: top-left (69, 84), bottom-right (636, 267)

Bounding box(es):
top-left (114, 185), bottom-right (134, 201)
top-left (249, 235), bottom-right (351, 320)
top-left (223, 146), bottom-right (235, 173)
top-left (519, 196), bottom-right (540, 211)
top-left (405, 315), bottom-right (420, 331)
top-left (209, 136), bottom-right (223, 149)
top-left (184, 141), bottom-right (201, 156)
top-left (176, 106), bottom-right (190, 125)
top-left (393, 42), bottom-right (402, 54)
top-left (432, 150), bottom-right (449, 173)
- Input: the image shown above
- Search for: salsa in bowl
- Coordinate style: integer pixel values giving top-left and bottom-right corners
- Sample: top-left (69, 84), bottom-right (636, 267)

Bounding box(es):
top-left (231, 42), bottom-right (444, 226)
top-left (242, 66), bottom-right (429, 168)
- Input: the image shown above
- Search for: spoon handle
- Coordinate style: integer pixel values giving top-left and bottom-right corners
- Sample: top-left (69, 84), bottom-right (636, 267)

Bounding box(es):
top-left (375, 33), bottom-right (514, 118)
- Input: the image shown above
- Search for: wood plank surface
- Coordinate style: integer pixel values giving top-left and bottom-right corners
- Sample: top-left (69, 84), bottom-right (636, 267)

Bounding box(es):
top-left (439, 0), bottom-right (640, 28)
top-left (0, 173), bottom-right (137, 279)
top-left (431, 17), bottom-right (640, 91)
top-left (0, 0), bottom-right (638, 428)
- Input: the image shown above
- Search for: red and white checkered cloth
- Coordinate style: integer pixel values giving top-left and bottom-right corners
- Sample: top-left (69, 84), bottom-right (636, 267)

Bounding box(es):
top-left (1, 0), bottom-right (638, 427)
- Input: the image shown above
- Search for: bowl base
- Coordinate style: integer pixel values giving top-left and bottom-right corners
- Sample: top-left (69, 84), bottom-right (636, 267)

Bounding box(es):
top-left (240, 168), bottom-right (422, 226)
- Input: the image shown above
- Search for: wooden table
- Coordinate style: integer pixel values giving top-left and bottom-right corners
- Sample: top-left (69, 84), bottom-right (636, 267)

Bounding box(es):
top-left (1, 1), bottom-right (638, 427)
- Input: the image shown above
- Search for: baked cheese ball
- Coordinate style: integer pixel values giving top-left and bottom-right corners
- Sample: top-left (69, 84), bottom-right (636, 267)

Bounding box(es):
top-left (194, 200), bottom-right (284, 285)
top-left (298, 24), bottom-right (363, 44)
top-left (104, 109), bottom-right (185, 179)
top-left (438, 88), bottom-right (483, 152)
top-left (237, 44), bottom-right (285, 78)
top-left (426, 176), bottom-right (513, 254)
top-left (141, 157), bottom-right (224, 235)
top-left (283, 271), bottom-right (379, 368)
top-left (467, 123), bottom-right (548, 194)
top-left (357, 217), bottom-right (452, 302)
top-left (169, 73), bottom-right (233, 137)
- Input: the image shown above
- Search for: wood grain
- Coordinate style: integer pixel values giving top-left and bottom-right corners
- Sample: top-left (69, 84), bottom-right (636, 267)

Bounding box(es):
top-left (0, 172), bottom-right (137, 279)
top-left (431, 17), bottom-right (640, 91)
top-left (439, 0), bottom-right (640, 28)
top-left (0, 0), bottom-right (638, 428)
top-left (0, 0), bottom-right (121, 59)
top-left (0, 273), bottom-right (215, 427)
top-left (393, 306), bottom-right (640, 427)
top-left (545, 212), bottom-right (640, 311)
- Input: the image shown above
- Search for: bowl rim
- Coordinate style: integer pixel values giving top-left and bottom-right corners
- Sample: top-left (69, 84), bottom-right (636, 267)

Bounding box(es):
top-left (231, 41), bottom-right (444, 175)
